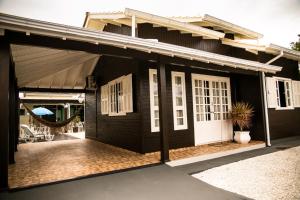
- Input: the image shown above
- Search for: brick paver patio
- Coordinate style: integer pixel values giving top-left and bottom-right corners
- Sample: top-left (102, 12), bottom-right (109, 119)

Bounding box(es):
top-left (8, 138), bottom-right (264, 189)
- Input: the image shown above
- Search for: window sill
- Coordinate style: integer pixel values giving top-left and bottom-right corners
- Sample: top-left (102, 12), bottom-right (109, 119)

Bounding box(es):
top-left (174, 126), bottom-right (188, 131)
top-left (275, 107), bottom-right (294, 110)
top-left (108, 112), bottom-right (127, 116)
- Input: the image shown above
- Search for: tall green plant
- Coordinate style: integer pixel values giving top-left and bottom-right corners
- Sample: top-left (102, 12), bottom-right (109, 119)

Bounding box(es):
top-left (231, 102), bottom-right (254, 131)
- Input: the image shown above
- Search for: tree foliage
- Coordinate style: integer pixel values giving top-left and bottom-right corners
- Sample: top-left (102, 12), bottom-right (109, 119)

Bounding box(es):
top-left (290, 34), bottom-right (300, 51)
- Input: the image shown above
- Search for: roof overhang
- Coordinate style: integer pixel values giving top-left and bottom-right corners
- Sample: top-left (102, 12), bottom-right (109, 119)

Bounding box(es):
top-left (11, 44), bottom-right (100, 89)
top-left (84, 8), bottom-right (225, 39)
top-left (172, 15), bottom-right (263, 40)
top-left (0, 13), bottom-right (281, 74)
top-left (221, 39), bottom-right (300, 61)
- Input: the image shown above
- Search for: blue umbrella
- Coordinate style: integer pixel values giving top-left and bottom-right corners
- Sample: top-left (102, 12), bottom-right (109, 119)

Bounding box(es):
top-left (32, 107), bottom-right (54, 116)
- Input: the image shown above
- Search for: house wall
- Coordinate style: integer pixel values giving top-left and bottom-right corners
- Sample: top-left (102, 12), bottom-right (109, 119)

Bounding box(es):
top-left (102, 23), bottom-right (300, 141)
top-left (93, 56), bottom-right (143, 152)
top-left (137, 23), bottom-right (258, 61)
top-left (259, 53), bottom-right (300, 139)
top-left (140, 62), bottom-right (265, 153)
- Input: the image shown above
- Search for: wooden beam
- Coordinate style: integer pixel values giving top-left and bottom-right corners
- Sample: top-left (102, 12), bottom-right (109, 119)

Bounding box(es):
top-left (21, 99), bottom-right (80, 104)
top-left (9, 61), bottom-right (16, 164)
top-left (5, 31), bottom-right (157, 62)
top-left (157, 59), bottom-right (170, 162)
top-left (19, 87), bottom-right (86, 93)
top-left (0, 37), bottom-right (10, 190)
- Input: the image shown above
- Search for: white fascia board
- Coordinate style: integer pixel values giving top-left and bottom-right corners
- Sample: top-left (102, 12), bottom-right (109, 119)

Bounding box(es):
top-left (268, 44), bottom-right (300, 60)
top-left (203, 14), bottom-right (263, 39)
top-left (124, 8), bottom-right (225, 40)
top-left (88, 12), bottom-right (127, 20)
top-left (221, 38), bottom-right (266, 51)
top-left (0, 13), bottom-right (281, 73)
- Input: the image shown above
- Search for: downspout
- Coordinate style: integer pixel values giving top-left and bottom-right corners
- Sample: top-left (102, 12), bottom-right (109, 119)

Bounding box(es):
top-left (262, 50), bottom-right (283, 147)
top-left (266, 50), bottom-right (283, 64)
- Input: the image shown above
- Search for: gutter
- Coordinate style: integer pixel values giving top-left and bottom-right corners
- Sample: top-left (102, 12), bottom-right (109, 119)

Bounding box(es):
top-left (0, 13), bottom-right (282, 74)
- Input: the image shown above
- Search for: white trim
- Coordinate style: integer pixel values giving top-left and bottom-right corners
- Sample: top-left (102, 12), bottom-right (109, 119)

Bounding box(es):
top-left (203, 14), bottom-right (263, 39)
top-left (100, 84), bottom-right (109, 115)
top-left (292, 81), bottom-right (300, 108)
top-left (171, 71), bottom-right (188, 130)
top-left (149, 69), bottom-right (159, 132)
top-left (0, 13), bottom-right (282, 73)
top-left (167, 143), bottom-right (266, 167)
top-left (103, 74), bottom-right (133, 116)
top-left (124, 8), bottom-right (224, 39)
top-left (191, 73), bottom-right (232, 145)
top-left (272, 77), bottom-right (294, 110)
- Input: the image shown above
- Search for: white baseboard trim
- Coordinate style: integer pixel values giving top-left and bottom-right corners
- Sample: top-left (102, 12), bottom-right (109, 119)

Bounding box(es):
top-left (167, 143), bottom-right (266, 167)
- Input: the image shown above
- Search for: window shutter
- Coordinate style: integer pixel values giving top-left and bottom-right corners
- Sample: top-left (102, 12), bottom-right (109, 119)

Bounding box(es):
top-left (292, 80), bottom-right (300, 107)
top-left (266, 77), bottom-right (277, 108)
top-left (123, 74), bottom-right (133, 113)
top-left (100, 85), bottom-right (108, 114)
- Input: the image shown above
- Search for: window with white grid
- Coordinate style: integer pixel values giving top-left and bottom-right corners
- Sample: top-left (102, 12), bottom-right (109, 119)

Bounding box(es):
top-left (171, 72), bottom-right (187, 130)
top-left (101, 74), bottom-right (133, 116)
top-left (149, 69), bottom-right (160, 132)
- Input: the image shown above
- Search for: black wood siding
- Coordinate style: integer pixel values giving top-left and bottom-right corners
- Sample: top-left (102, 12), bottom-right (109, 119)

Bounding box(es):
top-left (140, 62), bottom-right (265, 153)
top-left (259, 53), bottom-right (300, 139)
top-left (103, 24), bottom-right (131, 36)
top-left (93, 56), bottom-right (143, 152)
top-left (95, 23), bottom-right (300, 147)
top-left (85, 92), bottom-right (97, 139)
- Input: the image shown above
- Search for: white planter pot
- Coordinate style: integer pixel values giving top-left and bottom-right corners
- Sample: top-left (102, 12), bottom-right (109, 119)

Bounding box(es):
top-left (234, 131), bottom-right (251, 144)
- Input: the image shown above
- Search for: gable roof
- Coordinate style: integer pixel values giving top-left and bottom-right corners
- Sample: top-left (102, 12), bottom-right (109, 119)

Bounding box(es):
top-left (84, 8), bottom-right (225, 39)
top-left (221, 39), bottom-right (300, 61)
top-left (0, 13), bottom-right (282, 74)
top-left (171, 15), bottom-right (263, 40)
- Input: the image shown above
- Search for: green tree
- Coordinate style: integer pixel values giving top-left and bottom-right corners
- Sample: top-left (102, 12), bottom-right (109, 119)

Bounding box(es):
top-left (290, 34), bottom-right (300, 51)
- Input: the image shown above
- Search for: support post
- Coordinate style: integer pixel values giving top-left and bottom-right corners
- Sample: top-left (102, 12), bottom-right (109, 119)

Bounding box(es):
top-left (131, 15), bottom-right (136, 37)
top-left (259, 71), bottom-right (271, 146)
top-left (157, 60), bottom-right (170, 162)
top-left (0, 37), bottom-right (10, 190)
top-left (9, 62), bottom-right (16, 164)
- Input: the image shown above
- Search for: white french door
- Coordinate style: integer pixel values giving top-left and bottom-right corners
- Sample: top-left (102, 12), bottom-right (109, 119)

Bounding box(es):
top-left (192, 74), bottom-right (233, 145)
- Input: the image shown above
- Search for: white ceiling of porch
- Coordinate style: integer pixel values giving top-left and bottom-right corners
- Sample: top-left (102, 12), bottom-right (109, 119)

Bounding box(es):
top-left (11, 44), bottom-right (100, 89)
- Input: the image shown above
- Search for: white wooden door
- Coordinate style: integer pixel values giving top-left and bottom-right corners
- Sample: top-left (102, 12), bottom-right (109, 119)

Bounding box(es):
top-left (192, 74), bottom-right (233, 145)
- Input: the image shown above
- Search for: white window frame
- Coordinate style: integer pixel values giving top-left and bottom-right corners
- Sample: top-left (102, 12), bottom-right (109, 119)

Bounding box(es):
top-left (149, 69), bottom-right (160, 132)
top-left (101, 74), bottom-right (133, 116)
top-left (273, 76), bottom-right (294, 110)
top-left (171, 71), bottom-right (188, 130)
top-left (108, 77), bottom-right (125, 116)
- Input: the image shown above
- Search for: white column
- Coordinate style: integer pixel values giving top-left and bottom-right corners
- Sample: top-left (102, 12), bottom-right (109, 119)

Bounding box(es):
top-left (67, 104), bottom-right (71, 119)
top-left (131, 15), bottom-right (136, 37)
top-left (262, 72), bottom-right (271, 146)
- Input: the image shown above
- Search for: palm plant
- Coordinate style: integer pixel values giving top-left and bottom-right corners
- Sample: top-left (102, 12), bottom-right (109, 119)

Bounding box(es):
top-left (231, 102), bottom-right (254, 131)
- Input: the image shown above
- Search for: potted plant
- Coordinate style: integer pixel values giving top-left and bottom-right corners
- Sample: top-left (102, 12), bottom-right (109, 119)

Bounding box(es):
top-left (72, 116), bottom-right (81, 133)
top-left (231, 102), bottom-right (254, 144)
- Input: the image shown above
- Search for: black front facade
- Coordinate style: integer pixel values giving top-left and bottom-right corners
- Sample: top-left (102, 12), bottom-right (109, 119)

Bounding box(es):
top-left (83, 23), bottom-right (300, 154)
top-left (1, 13), bottom-right (300, 190)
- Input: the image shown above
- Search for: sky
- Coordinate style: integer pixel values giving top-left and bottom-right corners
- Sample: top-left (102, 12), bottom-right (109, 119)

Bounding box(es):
top-left (0, 0), bottom-right (299, 48)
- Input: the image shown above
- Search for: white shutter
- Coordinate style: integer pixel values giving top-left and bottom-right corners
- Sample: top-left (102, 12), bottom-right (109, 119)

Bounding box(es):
top-left (100, 85), bottom-right (108, 114)
top-left (292, 80), bottom-right (300, 107)
top-left (266, 77), bottom-right (277, 108)
top-left (123, 74), bottom-right (133, 113)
